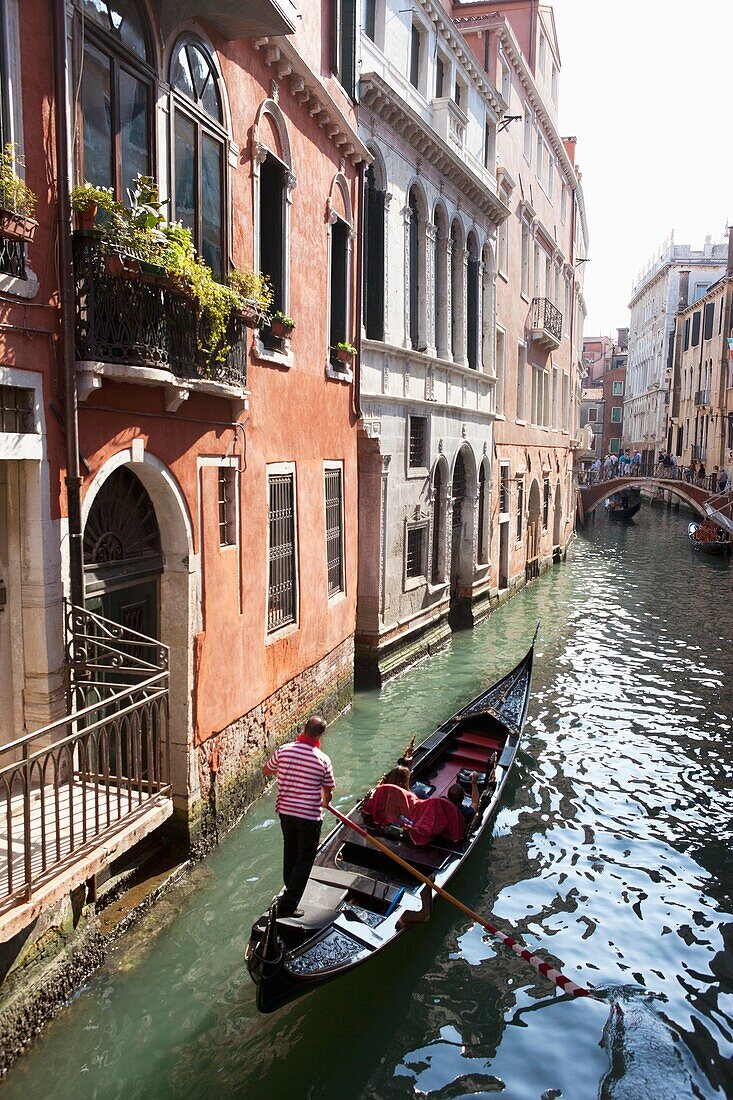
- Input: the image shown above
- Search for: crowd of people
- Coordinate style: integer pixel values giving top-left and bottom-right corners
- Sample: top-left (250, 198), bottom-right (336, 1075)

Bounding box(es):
top-left (583, 450), bottom-right (731, 493)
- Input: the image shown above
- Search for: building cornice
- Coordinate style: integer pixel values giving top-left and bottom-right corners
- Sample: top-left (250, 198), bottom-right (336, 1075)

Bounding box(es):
top-left (252, 37), bottom-right (372, 164)
top-left (360, 73), bottom-right (509, 226)
top-left (414, 0), bottom-right (506, 118)
top-left (675, 274), bottom-right (732, 318)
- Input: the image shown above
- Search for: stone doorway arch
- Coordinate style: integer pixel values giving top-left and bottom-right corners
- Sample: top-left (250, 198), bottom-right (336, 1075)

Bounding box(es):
top-left (449, 443), bottom-right (477, 626)
top-left (527, 478), bottom-right (542, 580)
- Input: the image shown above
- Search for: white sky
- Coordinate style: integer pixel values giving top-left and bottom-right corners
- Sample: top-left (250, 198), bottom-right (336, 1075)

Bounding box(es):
top-left (551, 0), bottom-right (732, 337)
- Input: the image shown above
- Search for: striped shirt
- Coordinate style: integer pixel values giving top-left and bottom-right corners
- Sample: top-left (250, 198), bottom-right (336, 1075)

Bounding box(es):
top-left (266, 741), bottom-right (335, 821)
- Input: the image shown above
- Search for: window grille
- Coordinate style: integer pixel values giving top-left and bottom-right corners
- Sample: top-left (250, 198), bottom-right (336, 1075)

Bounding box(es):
top-left (499, 466), bottom-right (510, 514)
top-left (268, 473), bottom-right (297, 632)
top-left (0, 385), bottom-right (34, 433)
top-left (406, 525), bottom-right (427, 579)
top-left (0, 235), bottom-right (25, 278)
top-left (477, 465), bottom-right (488, 562)
top-left (324, 468), bottom-right (344, 597)
top-left (218, 467), bottom-right (236, 547)
top-left (543, 478), bottom-right (550, 530)
top-left (515, 478), bottom-right (524, 541)
top-left (409, 416), bottom-right (427, 468)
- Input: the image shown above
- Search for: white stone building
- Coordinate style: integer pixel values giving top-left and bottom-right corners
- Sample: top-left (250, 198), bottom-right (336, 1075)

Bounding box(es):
top-left (625, 237), bottom-right (727, 461)
top-left (356, 0), bottom-right (507, 684)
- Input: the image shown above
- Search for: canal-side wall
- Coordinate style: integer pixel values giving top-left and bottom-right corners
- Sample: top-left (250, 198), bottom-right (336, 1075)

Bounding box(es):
top-left (191, 637), bottom-right (355, 853)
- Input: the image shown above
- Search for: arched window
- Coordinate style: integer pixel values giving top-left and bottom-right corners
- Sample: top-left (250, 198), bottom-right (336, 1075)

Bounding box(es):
top-left (466, 232), bottom-right (480, 370)
top-left (450, 219), bottom-right (465, 364)
top-left (80, 0), bottom-right (154, 200)
top-left (431, 461), bottom-right (446, 584)
top-left (433, 204), bottom-right (448, 359)
top-left (328, 175), bottom-right (353, 371)
top-left (364, 164), bottom-right (385, 340)
top-left (477, 459), bottom-right (490, 564)
top-left (253, 101), bottom-right (294, 353)
top-left (171, 38), bottom-right (227, 276)
top-left (408, 187), bottom-right (420, 350)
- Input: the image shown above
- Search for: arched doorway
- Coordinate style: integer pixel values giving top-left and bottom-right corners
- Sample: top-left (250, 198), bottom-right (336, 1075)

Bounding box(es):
top-left (553, 480), bottom-right (563, 554)
top-left (527, 479), bottom-right (541, 580)
top-left (431, 458), bottom-right (448, 585)
top-left (83, 466), bottom-right (162, 639)
top-left (449, 445), bottom-right (477, 626)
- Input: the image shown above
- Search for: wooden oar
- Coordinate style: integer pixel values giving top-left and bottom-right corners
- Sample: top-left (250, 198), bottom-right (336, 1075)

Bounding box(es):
top-left (327, 804), bottom-right (594, 1000)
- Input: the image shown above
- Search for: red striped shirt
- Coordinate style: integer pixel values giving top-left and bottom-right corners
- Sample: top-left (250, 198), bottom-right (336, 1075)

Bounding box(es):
top-left (266, 741), bottom-right (335, 821)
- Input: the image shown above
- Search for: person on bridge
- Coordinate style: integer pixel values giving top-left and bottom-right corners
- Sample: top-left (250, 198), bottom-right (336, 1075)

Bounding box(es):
top-left (603, 454), bottom-right (614, 477)
top-left (719, 468), bottom-right (729, 493)
top-left (697, 461), bottom-right (707, 486)
top-left (632, 450), bottom-right (642, 474)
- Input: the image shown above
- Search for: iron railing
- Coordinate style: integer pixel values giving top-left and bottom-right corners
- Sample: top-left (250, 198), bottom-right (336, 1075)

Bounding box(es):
top-left (694, 390), bottom-right (710, 406)
top-left (577, 463), bottom-right (721, 493)
top-left (73, 234), bottom-right (247, 387)
top-left (0, 605), bottom-right (170, 907)
top-left (530, 297), bottom-right (562, 343)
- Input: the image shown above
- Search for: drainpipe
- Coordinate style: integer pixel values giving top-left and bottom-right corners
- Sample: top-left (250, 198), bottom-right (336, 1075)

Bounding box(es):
top-left (53, 0), bottom-right (84, 609)
top-left (354, 159), bottom-right (365, 420)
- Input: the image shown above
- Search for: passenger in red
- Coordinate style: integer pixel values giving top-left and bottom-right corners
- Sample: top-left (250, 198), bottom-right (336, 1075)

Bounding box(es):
top-left (263, 716), bottom-right (335, 918)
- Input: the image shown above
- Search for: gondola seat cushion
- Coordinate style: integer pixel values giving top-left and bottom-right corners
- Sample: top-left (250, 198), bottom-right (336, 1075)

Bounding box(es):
top-left (408, 797), bottom-right (464, 847)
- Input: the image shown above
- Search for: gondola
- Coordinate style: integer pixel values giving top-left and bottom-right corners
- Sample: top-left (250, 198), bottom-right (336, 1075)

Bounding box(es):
top-left (688, 519), bottom-right (732, 554)
top-left (245, 640), bottom-right (535, 1014)
top-left (605, 487), bottom-right (641, 520)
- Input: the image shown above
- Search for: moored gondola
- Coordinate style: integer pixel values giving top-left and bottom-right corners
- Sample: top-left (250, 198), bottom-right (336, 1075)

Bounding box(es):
top-left (245, 640), bottom-right (535, 1014)
top-left (688, 519), bottom-right (732, 554)
top-left (605, 487), bottom-right (641, 520)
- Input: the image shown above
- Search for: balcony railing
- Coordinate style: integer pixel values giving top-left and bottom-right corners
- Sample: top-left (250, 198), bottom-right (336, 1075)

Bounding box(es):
top-left (0, 605), bottom-right (170, 911)
top-left (73, 235), bottom-right (247, 388)
top-left (694, 389), bottom-right (710, 406)
top-left (530, 297), bottom-right (562, 349)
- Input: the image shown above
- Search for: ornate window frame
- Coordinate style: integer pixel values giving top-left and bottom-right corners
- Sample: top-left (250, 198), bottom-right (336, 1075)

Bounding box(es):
top-left (325, 171), bottom-right (354, 383)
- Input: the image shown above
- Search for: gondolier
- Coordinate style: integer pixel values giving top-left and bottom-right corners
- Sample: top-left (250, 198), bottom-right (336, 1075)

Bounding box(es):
top-left (263, 716), bottom-right (335, 918)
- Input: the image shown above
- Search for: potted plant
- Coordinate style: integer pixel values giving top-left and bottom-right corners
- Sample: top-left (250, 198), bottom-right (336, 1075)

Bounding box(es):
top-left (0, 144), bottom-right (37, 241)
top-left (335, 341), bottom-right (357, 366)
top-left (271, 311), bottom-right (295, 339)
top-left (227, 269), bottom-right (273, 327)
top-left (70, 182), bottom-right (117, 232)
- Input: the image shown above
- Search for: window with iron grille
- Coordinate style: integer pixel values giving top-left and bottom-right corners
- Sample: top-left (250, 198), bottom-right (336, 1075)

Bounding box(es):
top-left (324, 466), bottom-right (344, 598)
top-left (268, 471), bottom-right (297, 633)
top-left (499, 465), bottom-right (510, 514)
top-left (406, 524), bottom-right (427, 580)
top-left (408, 416), bottom-right (427, 468)
top-left (0, 385), bottom-right (34, 433)
top-left (543, 477), bottom-right (550, 530)
top-left (218, 466), bottom-right (236, 547)
top-left (0, 235), bottom-right (25, 279)
top-left (515, 477), bottom-right (524, 542)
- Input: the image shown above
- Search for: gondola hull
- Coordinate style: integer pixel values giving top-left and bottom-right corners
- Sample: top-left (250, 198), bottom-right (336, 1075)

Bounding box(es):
top-left (245, 645), bottom-right (535, 1014)
top-left (688, 521), bottom-right (732, 554)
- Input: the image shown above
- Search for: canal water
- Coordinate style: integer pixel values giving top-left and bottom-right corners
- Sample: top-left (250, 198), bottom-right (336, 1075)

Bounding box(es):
top-left (5, 504), bottom-right (732, 1099)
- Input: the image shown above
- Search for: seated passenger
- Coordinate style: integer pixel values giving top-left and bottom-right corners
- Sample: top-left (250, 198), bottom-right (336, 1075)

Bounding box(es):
top-left (363, 782), bottom-right (418, 828)
top-left (381, 764), bottom-right (411, 789)
top-left (446, 772), bottom-right (480, 833)
top-left (408, 773), bottom-right (480, 847)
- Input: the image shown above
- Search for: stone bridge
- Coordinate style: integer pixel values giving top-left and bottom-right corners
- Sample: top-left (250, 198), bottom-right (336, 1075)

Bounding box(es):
top-left (577, 471), bottom-right (727, 523)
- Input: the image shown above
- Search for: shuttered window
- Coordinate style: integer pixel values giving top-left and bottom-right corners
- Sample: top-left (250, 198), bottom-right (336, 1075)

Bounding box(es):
top-left (703, 302), bottom-right (715, 341)
top-left (324, 467), bottom-right (344, 598)
top-left (268, 472), bottom-right (297, 632)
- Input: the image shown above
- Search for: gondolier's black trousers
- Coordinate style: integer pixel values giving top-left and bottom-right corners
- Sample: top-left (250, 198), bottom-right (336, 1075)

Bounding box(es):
top-left (278, 814), bottom-right (322, 915)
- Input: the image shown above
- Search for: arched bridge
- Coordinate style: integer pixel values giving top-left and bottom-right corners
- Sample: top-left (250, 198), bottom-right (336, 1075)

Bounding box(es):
top-left (577, 467), bottom-right (732, 524)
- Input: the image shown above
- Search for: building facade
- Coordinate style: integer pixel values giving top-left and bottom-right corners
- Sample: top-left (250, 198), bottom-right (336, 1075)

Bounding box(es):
top-left (0, 0), bottom-right (366, 990)
top-left (355, 0), bottom-right (506, 684)
top-left (456, 1), bottom-right (587, 592)
top-left (625, 237), bottom-right (727, 462)
top-left (580, 328), bottom-right (628, 464)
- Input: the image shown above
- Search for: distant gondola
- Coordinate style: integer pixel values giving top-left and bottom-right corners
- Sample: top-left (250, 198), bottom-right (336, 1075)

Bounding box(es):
top-left (605, 487), bottom-right (641, 519)
top-left (245, 642), bottom-right (535, 1014)
top-left (688, 520), bottom-right (732, 554)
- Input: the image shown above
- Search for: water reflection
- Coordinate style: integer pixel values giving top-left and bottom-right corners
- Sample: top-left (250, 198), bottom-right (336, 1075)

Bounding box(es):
top-left (5, 504), bottom-right (733, 1099)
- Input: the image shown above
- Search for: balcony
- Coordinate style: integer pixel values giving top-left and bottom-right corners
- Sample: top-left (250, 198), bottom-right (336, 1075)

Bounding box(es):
top-left (0, 605), bottom-right (172, 942)
top-left (74, 235), bottom-right (247, 403)
top-left (695, 389), bottom-right (710, 406)
top-left (431, 97), bottom-right (468, 156)
top-left (153, 0), bottom-right (297, 41)
top-left (530, 297), bottom-right (562, 350)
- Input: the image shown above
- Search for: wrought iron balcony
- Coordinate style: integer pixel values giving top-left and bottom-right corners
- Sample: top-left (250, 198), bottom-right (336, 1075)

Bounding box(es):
top-left (530, 297), bottom-right (562, 350)
top-left (73, 235), bottom-right (247, 390)
top-left (694, 389), bottom-right (710, 406)
top-left (0, 605), bottom-right (171, 928)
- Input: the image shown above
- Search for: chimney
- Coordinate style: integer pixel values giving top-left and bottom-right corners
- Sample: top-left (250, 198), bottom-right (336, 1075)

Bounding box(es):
top-left (562, 136), bottom-right (577, 166)
top-left (678, 270), bottom-right (690, 311)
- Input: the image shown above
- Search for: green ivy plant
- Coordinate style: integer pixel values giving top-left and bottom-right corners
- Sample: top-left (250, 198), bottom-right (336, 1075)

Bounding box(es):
top-left (336, 341), bottom-right (357, 356)
top-left (0, 144), bottom-right (36, 219)
top-left (228, 269), bottom-right (274, 313)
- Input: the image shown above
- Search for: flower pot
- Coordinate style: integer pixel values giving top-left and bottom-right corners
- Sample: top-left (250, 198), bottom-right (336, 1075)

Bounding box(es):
top-left (103, 250), bottom-right (125, 277)
top-left (271, 319), bottom-right (294, 340)
top-left (76, 202), bottom-right (98, 232)
top-left (336, 348), bottom-right (354, 366)
top-left (0, 208), bottom-right (37, 242)
top-left (237, 300), bottom-right (263, 329)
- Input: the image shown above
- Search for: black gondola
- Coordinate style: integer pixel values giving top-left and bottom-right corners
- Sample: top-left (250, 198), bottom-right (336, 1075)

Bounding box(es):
top-left (605, 487), bottom-right (641, 519)
top-left (688, 520), bottom-right (732, 554)
top-left (245, 641), bottom-right (535, 1014)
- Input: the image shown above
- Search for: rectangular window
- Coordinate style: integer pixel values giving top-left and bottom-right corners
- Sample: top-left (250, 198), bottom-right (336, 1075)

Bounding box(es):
top-left (611, 407), bottom-right (622, 423)
top-left (610, 437), bottom-right (620, 454)
top-left (523, 110), bottom-right (532, 162)
top-left (587, 407), bottom-right (598, 423)
top-left (612, 380), bottom-right (623, 395)
top-left (560, 182), bottom-right (567, 223)
top-left (329, 215), bottom-right (349, 367)
top-left (218, 467), bottom-right (236, 547)
top-left (538, 31), bottom-right (546, 76)
top-left (683, 317), bottom-right (690, 350)
top-left (703, 301), bottom-right (715, 341)
top-left (364, 0), bottom-right (376, 42)
top-left (533, 244), bottom-right (541, 299)
top-left (410, 24), bottom-right (421, 89)
top-left (333, 0), bottom-right (357, 98)
top-left (562, 371), bottom-right (570, 431)
top-left (435, 54), bottom-right (445, 98)
top-left (515, 478), bottom-right (524, 541)
top-left (267, 471), bottom-right (298, 633)
top-left (260, 153), bottom-right (286, 330)
top-left (521, 222), bottom-right (530, 297)
top-left (0, 385), bottom-right (34, 433)
top-left (536, 132), bottom-right (543, 179)
top-left (495, 327), bottom-right (506, 413)
top-left (691, 311), bottom-right (701, 346)
top-left (543, 477), bottom-right (550, 530)
top-left (499, 464), bottom-right (510, 514)
top-left (516, 342), bottom-right (527, 420)
top-left (406, 524), bottom-right (427, 579)
top-left (497, 201), bottom-right (508, 274)
top-left (547, 154), bottom-right (553, 196)
top-left (408, 415), bottom-right (427, 468)
top-left (484, 122), bottom-right (495, 170)
top-left (551, 366), bottom-right (558, 428)
top-left (324, 466), bottom-right (344, 598)
top-left (551, 64), bottom-right (558, 104)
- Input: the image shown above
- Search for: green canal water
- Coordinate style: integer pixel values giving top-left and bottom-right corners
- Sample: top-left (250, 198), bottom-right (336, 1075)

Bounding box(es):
top-left (5, 505), bottom-right (732, 1099)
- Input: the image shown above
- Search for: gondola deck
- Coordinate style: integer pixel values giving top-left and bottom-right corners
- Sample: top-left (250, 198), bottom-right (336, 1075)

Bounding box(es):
top-left (245, 642), bottom-right (535, 1013)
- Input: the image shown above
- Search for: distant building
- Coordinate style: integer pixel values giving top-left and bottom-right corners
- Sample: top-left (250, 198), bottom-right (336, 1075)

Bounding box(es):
top-left (582, 328), bottom-right (627, 460)
top-left (578, 386), bottom-right (604, 469)
top-left (626, 238), bottom-right (727, 462)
